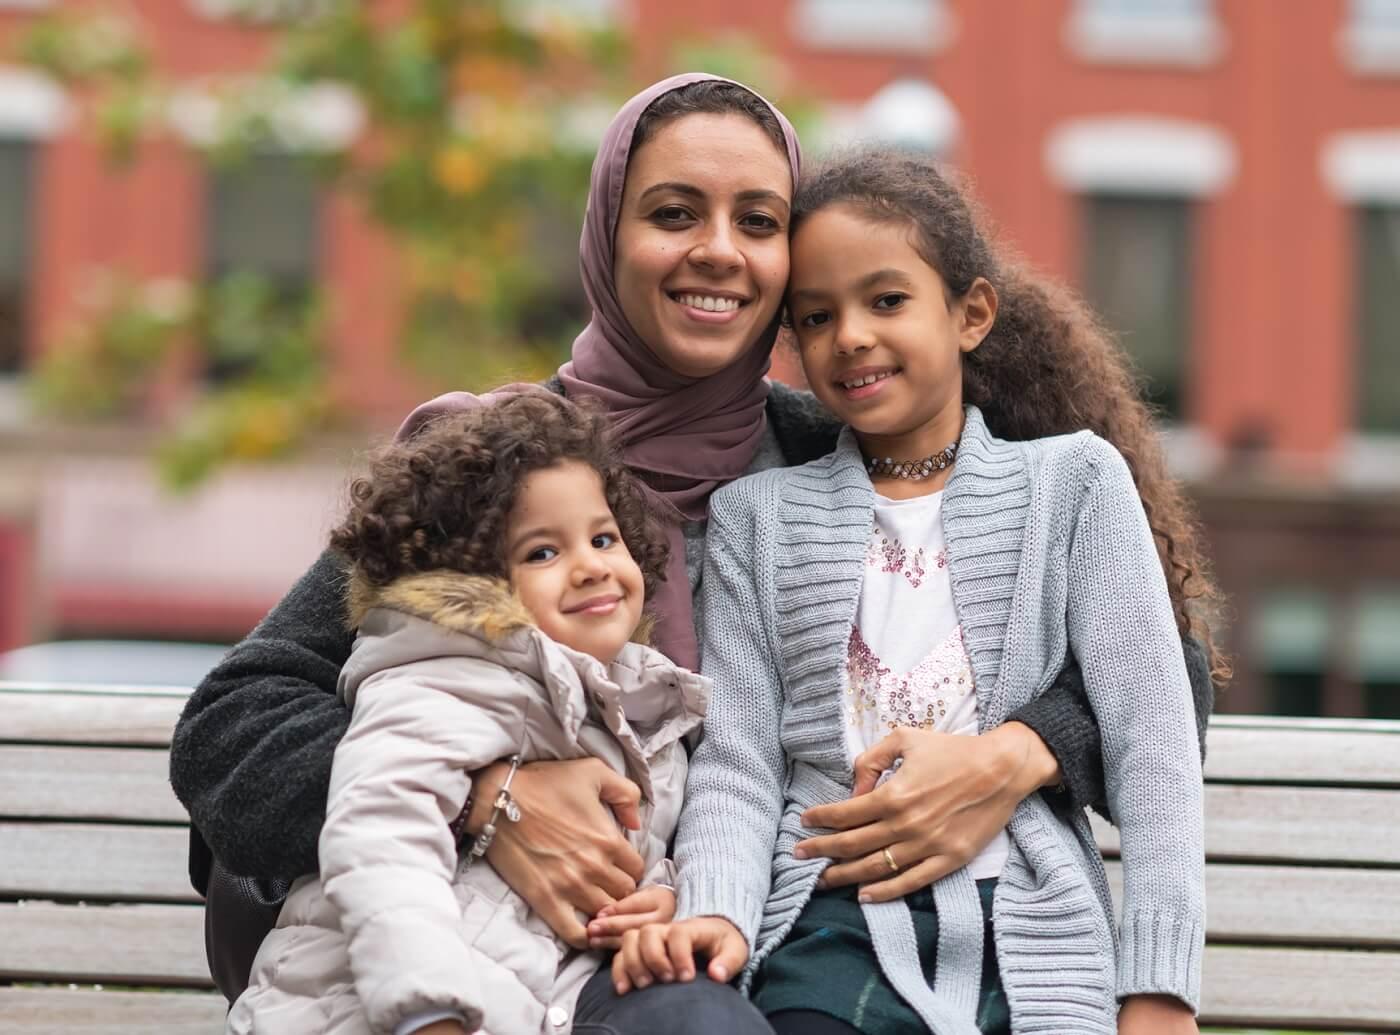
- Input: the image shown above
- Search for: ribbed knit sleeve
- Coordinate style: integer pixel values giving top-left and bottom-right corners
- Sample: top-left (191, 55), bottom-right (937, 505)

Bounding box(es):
top-left (672, 479), bottom-right (786, 947)
top-left (1067, 439), bottom-right (1206, 1011)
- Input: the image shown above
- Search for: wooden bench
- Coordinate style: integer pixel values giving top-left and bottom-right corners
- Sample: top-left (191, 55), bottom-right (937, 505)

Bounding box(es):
top-left (2, 684), bottom-right (1397, 1033)
top-left (1097, 714), bottom-right (1400, 1031)
top-left (0, 682), bottom-right (224, 1033)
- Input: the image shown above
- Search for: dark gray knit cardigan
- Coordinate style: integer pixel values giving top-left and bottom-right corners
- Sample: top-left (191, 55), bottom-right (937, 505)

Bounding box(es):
top-left (170, 380), bottom-right (1212, 888)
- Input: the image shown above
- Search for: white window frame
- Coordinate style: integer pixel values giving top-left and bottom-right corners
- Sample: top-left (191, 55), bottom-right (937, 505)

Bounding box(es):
top-left (167, 81), bottom-right (363, 153)
top-left (1064, 0), bottom-right (1226, 67)
top-left (791, 0), bottom-right (955, 55)
top-left (0, 67), bottom-right (70, 139)
top-left (815, 79), bottom-right (960, 156)
top-left (1323, 130), bottom-right (1400, 203)
top-left (1045, 116), bottom-right (1236, 197)
top-left (1339, 0), bottom-right (1400, 75)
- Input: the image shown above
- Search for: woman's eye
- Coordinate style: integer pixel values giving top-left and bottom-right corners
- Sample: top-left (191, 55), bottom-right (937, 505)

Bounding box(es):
top-left (739, 212), bottom-right (780, 233)
top-left (798, 310), bottom-right (830, 329)
top-left (525, 546), bottom-right (557, 563)
top-left (652, 205), bottom-right (693, 225)
top-left (874, 293), bottom-right (907, 311)
top-left (592, 532), bottom-right (618, 549)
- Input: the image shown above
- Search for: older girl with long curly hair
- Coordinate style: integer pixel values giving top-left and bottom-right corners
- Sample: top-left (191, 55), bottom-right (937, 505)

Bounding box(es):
top-left (616, 149), bottom-right (1223, 1035)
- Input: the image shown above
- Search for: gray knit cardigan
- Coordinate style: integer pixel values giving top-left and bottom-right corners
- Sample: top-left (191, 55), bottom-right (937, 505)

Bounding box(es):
top-left (673, 407), bottom-right (1205, 1034)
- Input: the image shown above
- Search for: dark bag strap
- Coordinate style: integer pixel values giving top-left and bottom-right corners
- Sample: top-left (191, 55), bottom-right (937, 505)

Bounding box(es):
top-left (191, 827), bottom-right (291, 1004)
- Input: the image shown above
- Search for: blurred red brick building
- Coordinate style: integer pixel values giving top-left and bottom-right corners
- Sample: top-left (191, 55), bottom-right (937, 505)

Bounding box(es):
top-left (1, 0), bottom-right (1397, 716)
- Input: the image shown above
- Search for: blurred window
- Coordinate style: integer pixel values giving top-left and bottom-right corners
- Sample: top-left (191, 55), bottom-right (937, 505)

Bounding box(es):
top-left (1082, 0), bottom-right (1210, 16)
top-left (1066, 0), bottom-right (1224, 65)
top-left (1353, 0), bottom-right (1400, 29)
top-left (792, 0), bottom-right (953, 53)
top-left (1081, 195), bottom-right (1192, 420)
top-left (0, 137), bottom-right (35, 375)
top-left (1251, 589), bottom-right (1331, 716)
top-left (1358, 206), bottom-right (1400, 432)
top-left (1344, 0), bottom-right (1400, 73)
top-left (204, 152), bottom-right (320, 381)
top-left (1346, 588), bottom-right (1400, 719)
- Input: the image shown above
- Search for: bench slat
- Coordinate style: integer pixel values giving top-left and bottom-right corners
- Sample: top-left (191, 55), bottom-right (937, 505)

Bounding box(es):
top-left (0, 987), bottom-right (226, 1034)
top-left (0, 689), bottom-right (185, 747)
top-left (0, 823), bottom-right (197, 903)
top-left (0, 745), bottom-right (186, 822)
top-left (1200, 944), bottom-right (1400, 1029)
top-left (1094, 784), bottom-right (1400, 866)
top-left (1105, 861), bottom-right (1400, 946)
top-left (0, 902), bottom-right (211, 987)
top-left (1206, 721), bottom-right (1400, 787)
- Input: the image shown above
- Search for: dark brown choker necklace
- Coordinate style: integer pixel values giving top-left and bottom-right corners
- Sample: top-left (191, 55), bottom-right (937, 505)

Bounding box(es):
top-left (865, 440), bottom-right (959, 481)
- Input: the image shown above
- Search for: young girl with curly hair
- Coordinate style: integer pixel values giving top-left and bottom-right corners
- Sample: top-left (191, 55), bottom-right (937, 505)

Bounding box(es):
top-left (614, 149), bottom-right (1221, 1035)
top-left (227, 391), bottom-right (707, 1035)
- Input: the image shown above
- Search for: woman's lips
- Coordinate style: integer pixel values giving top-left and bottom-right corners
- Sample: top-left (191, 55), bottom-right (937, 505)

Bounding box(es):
top-left (669, 292), bottom-right (748, 325)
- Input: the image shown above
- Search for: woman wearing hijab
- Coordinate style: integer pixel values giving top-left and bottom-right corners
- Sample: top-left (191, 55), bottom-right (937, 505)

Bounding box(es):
top-left (171, 74), bottom-right (1212, 1034)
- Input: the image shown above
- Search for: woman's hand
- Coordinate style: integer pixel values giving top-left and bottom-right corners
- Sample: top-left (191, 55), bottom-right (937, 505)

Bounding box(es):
top-left (611, 917), bottom-right (750, 994)
top-left (1118, 994), bottom-right (1197, 1034)
top-left (586, 884), bottom-right (677, 949)
top-left (794, 723), bottom-right (1060, 902)
top-left (469, 757), bottom-right (646, 949)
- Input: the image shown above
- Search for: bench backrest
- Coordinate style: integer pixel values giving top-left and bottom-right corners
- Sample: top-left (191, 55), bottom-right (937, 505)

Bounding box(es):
top-left (0, 683), bottom-right (224, 1033)
top-left (2, 688), bottom-right (1397, 1032)
top-left (1096, 714), bottom-right (1400, 1030)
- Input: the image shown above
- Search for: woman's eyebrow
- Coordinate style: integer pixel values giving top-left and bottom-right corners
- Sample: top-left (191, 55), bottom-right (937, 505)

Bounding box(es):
top-left (637, 182), bottom-right (791, 214)
top-left (638, 181), bottom-right (704, 202)
top-left (736, 189), bottom-right (790, 214)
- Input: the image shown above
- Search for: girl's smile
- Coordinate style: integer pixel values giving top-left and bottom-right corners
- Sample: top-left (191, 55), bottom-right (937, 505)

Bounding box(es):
top-left (834, 365), bottom-right (901, 400)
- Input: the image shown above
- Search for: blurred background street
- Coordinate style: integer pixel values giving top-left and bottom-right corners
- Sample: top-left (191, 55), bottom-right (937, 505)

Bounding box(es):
top-left (0, 0), bottom-right (1396, 718)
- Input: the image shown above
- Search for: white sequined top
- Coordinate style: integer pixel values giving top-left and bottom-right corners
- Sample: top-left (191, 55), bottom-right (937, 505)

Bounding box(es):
top-left (844, 488), bottom-right (1009, 880)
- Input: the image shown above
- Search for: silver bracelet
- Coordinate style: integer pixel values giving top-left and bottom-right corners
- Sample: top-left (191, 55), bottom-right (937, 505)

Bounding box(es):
top-left (464, 754), bottom-right (523, 869)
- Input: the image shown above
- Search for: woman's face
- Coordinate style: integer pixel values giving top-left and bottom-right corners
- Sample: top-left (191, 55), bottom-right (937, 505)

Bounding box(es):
top-left (613, 112), bottom-right (792, 379)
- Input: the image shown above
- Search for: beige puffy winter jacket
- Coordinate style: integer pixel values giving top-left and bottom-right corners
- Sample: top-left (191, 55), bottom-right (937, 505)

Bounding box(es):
top-left (227, 572), bottom-right (708, 1035)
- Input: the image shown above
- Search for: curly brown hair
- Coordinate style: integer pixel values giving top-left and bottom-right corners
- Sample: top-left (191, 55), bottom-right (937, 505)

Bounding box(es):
top-left (330, 393), bottom-right (670, 602)
top-left (793, 148), bottom-right (1228, 685)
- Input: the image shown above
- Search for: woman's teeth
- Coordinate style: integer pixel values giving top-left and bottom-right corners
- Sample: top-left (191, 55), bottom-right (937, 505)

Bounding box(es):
top-left (675, 294), bottom-right (742, 313)
top-left (841, 371), bottom-right (895, 389)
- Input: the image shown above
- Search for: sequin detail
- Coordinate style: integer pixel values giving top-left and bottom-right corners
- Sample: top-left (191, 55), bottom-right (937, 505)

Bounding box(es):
top-left (864, 526), bottom-right (946, 589)
top-left (845, 625), bottom-right (974, 736)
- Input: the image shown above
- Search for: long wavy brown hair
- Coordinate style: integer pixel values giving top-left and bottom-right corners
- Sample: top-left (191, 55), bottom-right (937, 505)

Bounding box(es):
top-left (793, 148), bottom-right (1228, 685)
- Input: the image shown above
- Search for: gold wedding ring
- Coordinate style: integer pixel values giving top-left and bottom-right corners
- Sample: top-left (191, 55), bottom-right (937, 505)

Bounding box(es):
top-left (882, 847), bottom-right (900, 874)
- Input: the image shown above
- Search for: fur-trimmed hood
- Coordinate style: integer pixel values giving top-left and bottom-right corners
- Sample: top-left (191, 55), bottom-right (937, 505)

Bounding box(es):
top-left (345, 569), bottom-right (537, 643)
top-left (337, 569), bottom-right (708, 798)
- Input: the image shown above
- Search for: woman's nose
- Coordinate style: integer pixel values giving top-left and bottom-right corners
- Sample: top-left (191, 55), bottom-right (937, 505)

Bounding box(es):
top-left (689, 221), bottom-right (742, 272)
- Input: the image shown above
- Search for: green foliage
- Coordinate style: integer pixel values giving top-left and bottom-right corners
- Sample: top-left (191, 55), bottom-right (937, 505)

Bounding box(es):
top-left (18, 1), bottom-right (803, 485)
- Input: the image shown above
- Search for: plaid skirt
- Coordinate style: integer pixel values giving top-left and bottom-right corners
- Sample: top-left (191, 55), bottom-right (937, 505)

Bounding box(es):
top-left (750, 877), bottom-right (1010, 1035)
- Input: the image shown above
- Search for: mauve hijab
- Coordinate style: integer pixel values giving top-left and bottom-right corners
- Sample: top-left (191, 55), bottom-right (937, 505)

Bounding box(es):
top-left (399, 73), bottom-right (802, 668)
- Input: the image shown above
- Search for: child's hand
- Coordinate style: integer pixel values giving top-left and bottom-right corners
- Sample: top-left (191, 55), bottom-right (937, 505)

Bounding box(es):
top-left (585, 885), bottom-right (677, 949)
top-left (610, 917), bottom-right (749, 995)
top-left (1118, 994), bottom-right (1197, 1034)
